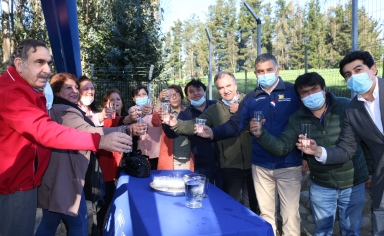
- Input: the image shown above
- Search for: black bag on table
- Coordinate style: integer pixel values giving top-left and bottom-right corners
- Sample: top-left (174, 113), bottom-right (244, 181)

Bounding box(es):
top-left (119, 149), bottom-right (151, 178)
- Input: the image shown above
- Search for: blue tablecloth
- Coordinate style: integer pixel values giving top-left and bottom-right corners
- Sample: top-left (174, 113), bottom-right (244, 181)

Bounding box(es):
top-left (104, 170), bottom-right (273, 236)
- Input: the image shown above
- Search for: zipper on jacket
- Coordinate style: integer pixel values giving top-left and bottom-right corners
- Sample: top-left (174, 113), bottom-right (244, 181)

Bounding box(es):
top-left (269, 95), bottom-right (276, 166)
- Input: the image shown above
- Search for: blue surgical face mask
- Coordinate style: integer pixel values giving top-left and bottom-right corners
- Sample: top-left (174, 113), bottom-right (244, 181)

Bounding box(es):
top-left (301, 91), bottom-right (326, 110)
top-left (347, 72), bottom-right (373, 94)
top-left (222, 94), bottom-right (238, 106)
top-left (135, 96), bottom-right (148, 106)
top-left (190, 96), bottom-right (206, 107)
top-left (258, 72), bottom-right (278, 87)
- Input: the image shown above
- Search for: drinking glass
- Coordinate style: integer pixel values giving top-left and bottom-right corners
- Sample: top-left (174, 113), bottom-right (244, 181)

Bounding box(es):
top-left (164, 89), bottom-right (171, 101)
top-left (195, 118), bottom-right (206, 134)
top-left (254, 111), bottom-right (264, 132)
top-left (300, 123), bottom-right (311, 148)
top-left (136, 117), bottom-right (148, 134)
top-left (161, 102), bottom-right (171, 123)
top-left (109, 101), bottom-right (116, 119)
top-left (135, 106), bottom-right (144, 118)
top-left (117, 125), bottom-right (132, 153)
top-left (183, 173), bottom-right (206, 208)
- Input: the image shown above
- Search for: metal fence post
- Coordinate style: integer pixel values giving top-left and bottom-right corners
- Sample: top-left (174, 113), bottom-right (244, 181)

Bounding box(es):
top-left (244, 2), bottom-right (261, 56)
top-left (244, 70), bottom-right (248, 93)
top-left (205, 28), bottom-right (213, 100)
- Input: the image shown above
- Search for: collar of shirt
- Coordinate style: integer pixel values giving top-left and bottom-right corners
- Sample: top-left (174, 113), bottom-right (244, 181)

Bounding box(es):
top-left (171, 107), bottom-right (179, 116)
top-left (357, 77), bottom-right (383, 134)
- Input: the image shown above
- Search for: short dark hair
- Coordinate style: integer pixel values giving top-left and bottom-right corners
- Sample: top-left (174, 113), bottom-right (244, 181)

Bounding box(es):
top-left (294, 72), bottom-right (326, 97)
top-left (9, 39), bottom-right (48, 67)
top-left (168, 84), bottom-right (184, 100)
top-left (339, 51), bottom-right (375, 77)
top-left (255, 53), bottom-right (278, 68)
top-left (184, 79), bottom-right (206, 96)
top-left (214, 71), bottom-right (236, 84)
top-left (131, 84), bottom-right (148, 98)
top-left (78, 75), bottom-right (91, 83)
top-left (50, 73), bottom-right (79, 95)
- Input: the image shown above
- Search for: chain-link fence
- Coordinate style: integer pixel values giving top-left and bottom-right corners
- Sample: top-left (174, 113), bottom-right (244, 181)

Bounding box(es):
top-left (88, 66), bottom-right (168, 109)
top-left (87, 0), bottom-right (384, 103)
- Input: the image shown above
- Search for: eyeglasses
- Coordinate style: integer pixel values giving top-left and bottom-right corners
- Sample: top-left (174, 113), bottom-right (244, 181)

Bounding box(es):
top-left (170, 93), bottom-right (180, 99)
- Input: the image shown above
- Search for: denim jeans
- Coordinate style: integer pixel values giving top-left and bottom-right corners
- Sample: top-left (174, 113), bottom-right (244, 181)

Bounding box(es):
top-left (35, 192), bottom-right (88, 236)
top-left (194, 167), bottom-right (223, 189)
top-left (373, 191), bottom-right (384, 235)
top-left (220, 168), bottom-right (258, 213)
top-left (310, 181), bottom-right (365, 236)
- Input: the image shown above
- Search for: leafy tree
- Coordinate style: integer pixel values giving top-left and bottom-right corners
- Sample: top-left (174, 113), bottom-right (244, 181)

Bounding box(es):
top-left (1, 0), bottom-right (49, 68)
top-left (260, 2), bottom-right (274, 54)
top-left (303, 0), bottom-right (327, 69)
top-left (206, 0), bottom-right (238, 72)
top-left (194, 26), bottom-right (210, 78)
top-left (356, 5), bottom-right (384, 61)
top-left (79, 0), bottom-right (163, 80)
top-left (170, 20), bottom-right (184, 82)
top-left (323, 4), bottom-right (350, 68)
top-left (288, 2), bottom-right (305, 69)
top-left (273, 0), bottom-right (296, 69)
top-left (183, 14), bottom-right (202, 78)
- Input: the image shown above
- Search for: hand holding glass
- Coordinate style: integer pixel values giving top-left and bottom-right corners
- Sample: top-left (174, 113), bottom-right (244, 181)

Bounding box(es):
top-left (195, 118), bottom-right (206, 134)
top-left (161, 102), bottom-right (171, 123)
top-left (118, 125), bottom-right (132, 153)
top-left (136, 117), bottom-right (148, 134)
top-left (300, 123), bottom-right (311, 148)
top-left (254, 111), bottom-right (264, 132)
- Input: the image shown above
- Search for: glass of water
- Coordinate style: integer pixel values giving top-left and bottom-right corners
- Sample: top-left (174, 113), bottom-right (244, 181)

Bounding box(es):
top-left (300, 123), bottom-right (311, 148)
top-left (117, 125), bottom-right (132, 153)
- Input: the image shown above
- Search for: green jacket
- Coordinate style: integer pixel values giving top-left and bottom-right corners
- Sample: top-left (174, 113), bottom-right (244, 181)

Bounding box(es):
top-left (257, 92), bottom-right (371, 189)
top-left (172, 93), bottom-right (252, 169)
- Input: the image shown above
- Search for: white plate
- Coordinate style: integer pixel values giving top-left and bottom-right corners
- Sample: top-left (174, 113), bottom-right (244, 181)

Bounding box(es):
top-left (150, 182), bottom-right (185, 196)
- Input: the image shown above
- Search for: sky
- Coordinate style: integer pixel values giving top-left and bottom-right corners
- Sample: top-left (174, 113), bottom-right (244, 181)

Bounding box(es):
top-left (160, 0), bottom-right (221, 32)
top-left (160, 0), bottom-right (382, 33)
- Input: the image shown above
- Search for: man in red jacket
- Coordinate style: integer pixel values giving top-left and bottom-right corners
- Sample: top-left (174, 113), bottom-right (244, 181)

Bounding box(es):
top-left (0, 39), bottom-right (132, 236)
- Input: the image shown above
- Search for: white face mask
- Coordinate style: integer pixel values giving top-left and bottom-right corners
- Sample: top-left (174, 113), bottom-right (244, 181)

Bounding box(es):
top-left (80, 96), bottom-right (94, 106)
top-left (43, 82), bottom-right (54, 110)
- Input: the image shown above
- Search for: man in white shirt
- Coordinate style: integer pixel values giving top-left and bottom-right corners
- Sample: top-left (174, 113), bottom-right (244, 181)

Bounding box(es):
top-left (299, 50), bottom-right (382, 235)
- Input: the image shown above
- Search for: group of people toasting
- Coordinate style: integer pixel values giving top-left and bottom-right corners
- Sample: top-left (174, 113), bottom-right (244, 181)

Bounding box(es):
top-left (0, 38), bottom-right (382, 236)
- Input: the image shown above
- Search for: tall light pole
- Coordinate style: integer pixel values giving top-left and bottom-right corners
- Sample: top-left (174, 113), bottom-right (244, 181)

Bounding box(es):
top-left (351, 0), bottom-right (358, 52)
top-left (205, 28), bottom-right (213, 100)
top-left (244, 2), bottom-right (261, 56)
top-left (147, 64), bottom-right (154, 98)
top-left (351, 0), bottom-right (358, 97)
